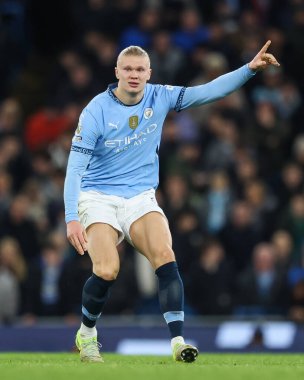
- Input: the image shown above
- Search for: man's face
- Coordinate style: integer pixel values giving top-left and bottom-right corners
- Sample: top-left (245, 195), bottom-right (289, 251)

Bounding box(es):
top-left (115, 55), bottom-right (151, 95)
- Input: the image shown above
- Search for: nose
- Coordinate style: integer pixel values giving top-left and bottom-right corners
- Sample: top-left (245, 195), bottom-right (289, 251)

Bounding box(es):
top-left (130, 69), bottom-right (139, 78)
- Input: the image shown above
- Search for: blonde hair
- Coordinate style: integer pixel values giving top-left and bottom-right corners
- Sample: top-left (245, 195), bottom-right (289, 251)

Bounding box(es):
top-left (117, 45), bottom-right (150, 66)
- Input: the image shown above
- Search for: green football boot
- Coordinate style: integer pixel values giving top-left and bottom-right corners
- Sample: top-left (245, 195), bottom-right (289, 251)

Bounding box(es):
top-left (172, 342), bottom-right (199, 363)
top-left (75, 329), bottom-right (103, 363)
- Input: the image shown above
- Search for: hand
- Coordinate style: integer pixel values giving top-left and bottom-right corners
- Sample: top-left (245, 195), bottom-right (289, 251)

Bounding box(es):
top-left (248, 40), bottom-right (280, 71)
top-left (67, 220), bottom-right (88, 255)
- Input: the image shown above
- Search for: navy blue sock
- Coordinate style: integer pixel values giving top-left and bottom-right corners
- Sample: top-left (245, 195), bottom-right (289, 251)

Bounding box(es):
top-left (155, 261), bottom-right (184, 338)
top-left (82, 273), bottom-right (115, 328)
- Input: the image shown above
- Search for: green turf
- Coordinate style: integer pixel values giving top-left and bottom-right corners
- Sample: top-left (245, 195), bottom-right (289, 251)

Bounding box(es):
top-left (0, 353), bottom-right (304, 380)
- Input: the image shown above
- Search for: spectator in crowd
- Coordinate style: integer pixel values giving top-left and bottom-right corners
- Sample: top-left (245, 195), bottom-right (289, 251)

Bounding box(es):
top-left (0, 260), bottom-right (20, 324)
top-left (232, 153), bottom-right (259, 198)
top-left (82, 32), bottom-right (118, 87)
top-left (243, 179), bottom-right (278, 239)
top-left (23, 243), bottom-right (76, 323)
top-left (200, 170), bottom-right (234, 234)
top-left (203, 112), bottom-right (240, 172)
top-left (271, 229), bottom-right (294, 271)
top-left (252, 66), bottom-right (284, 109)
top-left (149, 30), bottom-right (186, 84)
top-left (162, 173), bottom-right (193, 227)
top-left (0, 170), bottom-right (13, 214)
top-left (252, 64), bottom-right (301, 121)
top-left (278, 194), bottom-right (304, 265)
top-left (185, 239), bottom-right (234, 315)
top-left (0, 237), bottom-right (27, 324)
top-left (0, 134), bottom-right (32, 191)
top-left (119, 7), bottom-right (160, 49)
top-left (163, 143), bottom-right (202, 189)
top-left (172, 7), bottom-right (210, 53)
top-left (251, 101), bottom-right (289, 176)
top-left (0, 236), bottom-right (27, 283)
top-left (21, 178), bottom-right (50, 242)
top-left (172, 207), bottom-right (203, 278)
top-left (275, 162), bottom-right (304, 208)
top-left (235, 242), bottom-right (290, 315)
top-left (55, 61), bottom-right (101, 107)
top-left (219, 200), bottom-right (262, 273)
top-left (0, 194), bottom-right (40, 261)
top-left (25, 104), bottom-right (75, 153)
top-left (0, 98), bottom-right (22, 136)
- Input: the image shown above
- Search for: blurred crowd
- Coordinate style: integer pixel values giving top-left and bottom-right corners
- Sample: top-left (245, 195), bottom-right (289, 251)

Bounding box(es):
top-left (1, 0), bottom-right (304, 325)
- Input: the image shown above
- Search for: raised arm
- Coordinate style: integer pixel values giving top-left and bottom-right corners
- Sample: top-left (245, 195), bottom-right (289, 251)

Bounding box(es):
top-left (180, 40), bottom-right (280, 110)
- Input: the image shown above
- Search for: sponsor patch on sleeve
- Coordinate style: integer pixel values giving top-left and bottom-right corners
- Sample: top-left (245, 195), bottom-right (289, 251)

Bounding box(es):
top-left (71, 145), bottom-right (93, 155)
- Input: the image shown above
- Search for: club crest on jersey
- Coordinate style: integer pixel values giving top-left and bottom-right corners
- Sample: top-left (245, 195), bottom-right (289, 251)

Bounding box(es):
top-left (76, 113), bottom-right (84, 135)
top-left (75, 123), bottom-right (82, 135)
top-left (129, 115), bottom-right (139, 129)
top-left (144, 108), bottom-right (153, 119)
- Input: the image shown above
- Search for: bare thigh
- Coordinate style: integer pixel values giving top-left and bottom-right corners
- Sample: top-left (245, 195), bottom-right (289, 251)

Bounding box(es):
top-left (86, 223), bottom-right (120, 280)
top-left (129, 212), bottom-right (175, 270)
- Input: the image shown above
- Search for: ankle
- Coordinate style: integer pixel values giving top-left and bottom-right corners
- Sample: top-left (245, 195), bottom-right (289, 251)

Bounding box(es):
top-left (171, 336), bottom-right (185, 349)
top-left (79, 323), bottom-right (97, 338)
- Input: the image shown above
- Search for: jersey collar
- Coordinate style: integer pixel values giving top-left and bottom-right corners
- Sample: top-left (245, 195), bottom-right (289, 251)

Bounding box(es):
top-left (107, 83), bottom-right (145, 107)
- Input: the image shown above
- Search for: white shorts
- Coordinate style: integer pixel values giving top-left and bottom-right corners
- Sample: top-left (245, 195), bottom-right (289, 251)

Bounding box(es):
top-left (78, 189), bottom-right (166, 245)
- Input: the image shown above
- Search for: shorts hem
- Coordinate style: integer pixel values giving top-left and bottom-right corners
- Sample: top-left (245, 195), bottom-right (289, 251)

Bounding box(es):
top-left (82, 219), bottom-right (124, 245)
top-left (122, 207), bottom-right (166, 244)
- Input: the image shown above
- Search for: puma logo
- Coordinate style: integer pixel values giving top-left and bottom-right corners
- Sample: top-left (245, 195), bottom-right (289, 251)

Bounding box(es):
top-left (108, 121), bottom-right (119, 129)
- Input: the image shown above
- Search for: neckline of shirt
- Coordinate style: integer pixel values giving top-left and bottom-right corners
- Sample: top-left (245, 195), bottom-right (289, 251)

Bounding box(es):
top-left (107, 83), bottom-right (146, 107)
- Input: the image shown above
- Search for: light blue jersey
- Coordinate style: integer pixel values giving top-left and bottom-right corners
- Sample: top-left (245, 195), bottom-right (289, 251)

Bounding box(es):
top-left (64, 64), bottom-right (255, 223)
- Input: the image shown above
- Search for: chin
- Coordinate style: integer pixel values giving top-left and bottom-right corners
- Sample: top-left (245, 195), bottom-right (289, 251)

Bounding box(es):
top-left (128, 88), bottom-right (141, 95)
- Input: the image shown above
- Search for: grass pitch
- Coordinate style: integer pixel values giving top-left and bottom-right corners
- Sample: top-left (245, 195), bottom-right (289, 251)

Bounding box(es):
top-left (0, 353), bottom-right (304, 380)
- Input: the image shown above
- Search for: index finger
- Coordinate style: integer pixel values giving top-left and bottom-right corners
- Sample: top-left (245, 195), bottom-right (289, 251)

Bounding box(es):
top-left (70, 236), bottom-right (85, 255)
top-left (78, 235), bottom-right (88, 251)
top-left (74, 230), bottom-right (87, 251)
top-left (259, 40), bottom-right (271, 55)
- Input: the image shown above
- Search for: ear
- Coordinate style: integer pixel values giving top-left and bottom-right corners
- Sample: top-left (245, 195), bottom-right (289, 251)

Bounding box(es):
top-left (147, 68), bottom-right (152, 81)
top-left (115, 67), bottom-right (119, 79)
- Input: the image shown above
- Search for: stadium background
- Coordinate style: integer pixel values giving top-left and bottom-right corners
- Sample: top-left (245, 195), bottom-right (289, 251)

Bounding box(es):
top-left (0, 0), bottom-right (304, 352)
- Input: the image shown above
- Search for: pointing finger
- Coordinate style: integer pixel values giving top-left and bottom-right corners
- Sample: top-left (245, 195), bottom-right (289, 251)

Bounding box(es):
top-left (259, 40), bottom-right (271, 55)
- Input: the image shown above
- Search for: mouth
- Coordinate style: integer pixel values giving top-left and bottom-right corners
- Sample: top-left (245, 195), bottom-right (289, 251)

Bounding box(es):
top-left (128, 82), bottom-right (139, 88)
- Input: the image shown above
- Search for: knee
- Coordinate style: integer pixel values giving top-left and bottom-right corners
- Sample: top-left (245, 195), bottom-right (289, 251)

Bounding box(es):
top-left (153, 246), bottom-right (175, 268)
top-left (93, 263), bottom-right (119, 281)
